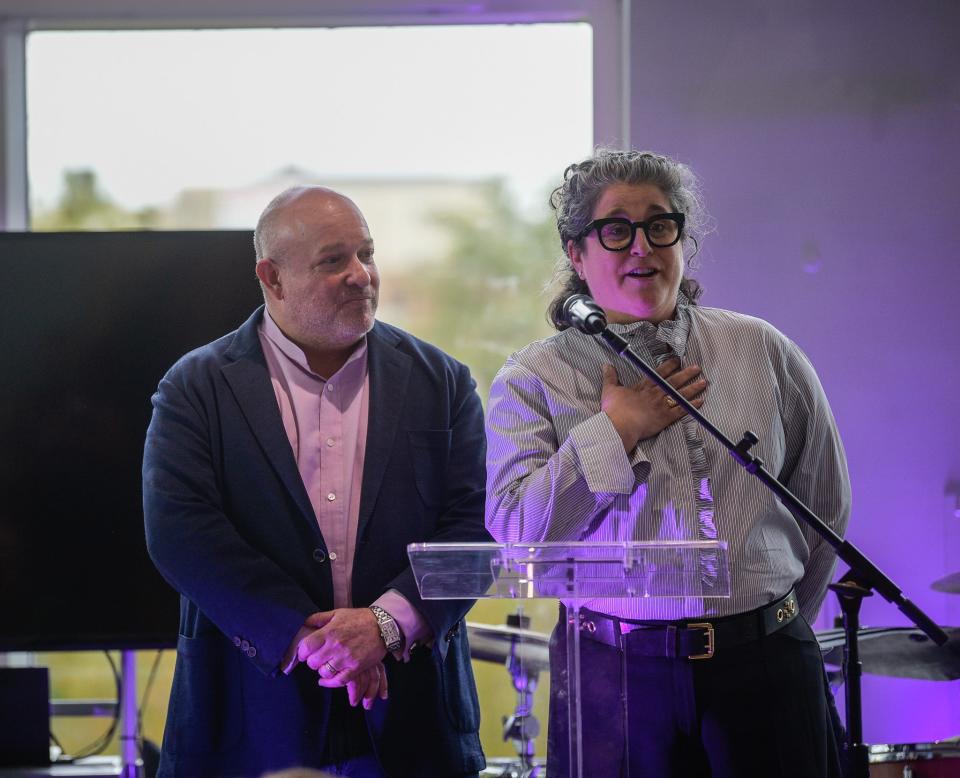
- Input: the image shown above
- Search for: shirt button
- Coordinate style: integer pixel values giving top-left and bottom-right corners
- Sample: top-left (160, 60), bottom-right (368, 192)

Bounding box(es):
top-left (326, 438), bottom-right (335, 447)
top-left (326, 383), bottom-right (335, 392)
top-left (329, 551), bottom-right (338, 561)
top-left (312, 548), bottom-right (326, 563)
top-left (327, 492), bottom-right (336, 501)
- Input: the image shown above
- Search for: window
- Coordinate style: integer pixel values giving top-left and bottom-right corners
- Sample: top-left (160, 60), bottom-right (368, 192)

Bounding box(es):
top-left (27, 24), bottom-right (592, 393)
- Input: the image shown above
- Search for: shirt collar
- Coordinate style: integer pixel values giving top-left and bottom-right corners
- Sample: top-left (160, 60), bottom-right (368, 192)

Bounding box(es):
top-left (261, 310), bottom-right (367, 381)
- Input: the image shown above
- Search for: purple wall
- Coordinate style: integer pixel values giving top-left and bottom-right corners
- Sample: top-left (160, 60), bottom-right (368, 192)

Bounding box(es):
top-left (627, 0), bottom-right (960, 745)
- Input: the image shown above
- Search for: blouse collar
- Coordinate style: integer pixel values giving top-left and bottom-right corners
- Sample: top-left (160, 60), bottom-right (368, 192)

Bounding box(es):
top-left (604, 291), bottom-right (692, 358)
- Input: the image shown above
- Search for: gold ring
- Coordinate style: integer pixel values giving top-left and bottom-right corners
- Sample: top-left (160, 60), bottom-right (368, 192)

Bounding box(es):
top-left (665, 396), bottom-right (678, 408)
top-left (323, 661), bottom-right (339, 675)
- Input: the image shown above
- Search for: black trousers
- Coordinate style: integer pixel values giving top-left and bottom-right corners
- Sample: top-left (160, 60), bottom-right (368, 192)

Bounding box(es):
top-left (547, 611), bottom-right (843, 778)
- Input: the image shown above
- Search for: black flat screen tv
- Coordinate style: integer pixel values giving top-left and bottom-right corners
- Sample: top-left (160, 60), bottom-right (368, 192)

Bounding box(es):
top-left (0, 231), bottom-right (262, 651)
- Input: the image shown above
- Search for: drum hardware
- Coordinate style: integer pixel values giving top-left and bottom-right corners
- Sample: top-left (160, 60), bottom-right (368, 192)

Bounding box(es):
top-left (501, 612), bottom-right (544, 778)
top-left (826, 565), bottom-right (949, 778)
top-left (828, 577), bottom-right (875, 778)
top-left (467, 613), bottom-right (549, 777)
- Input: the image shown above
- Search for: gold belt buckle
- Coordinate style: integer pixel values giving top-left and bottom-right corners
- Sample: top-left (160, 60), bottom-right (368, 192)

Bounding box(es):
top-left (686, 622), bottom-right (714, 660)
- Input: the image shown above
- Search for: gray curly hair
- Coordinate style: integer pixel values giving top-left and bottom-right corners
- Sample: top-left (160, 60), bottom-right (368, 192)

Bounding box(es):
top-left (547, 149), bottom-right (707, 330)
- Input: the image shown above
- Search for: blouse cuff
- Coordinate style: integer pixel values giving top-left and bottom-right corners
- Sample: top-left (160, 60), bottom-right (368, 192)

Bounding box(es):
top-left (567, 412), bottom-right (645, 494)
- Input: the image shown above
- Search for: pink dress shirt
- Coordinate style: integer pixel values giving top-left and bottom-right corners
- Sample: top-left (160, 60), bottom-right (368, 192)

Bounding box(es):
top-left (258, 313), bottom-right (431, 666)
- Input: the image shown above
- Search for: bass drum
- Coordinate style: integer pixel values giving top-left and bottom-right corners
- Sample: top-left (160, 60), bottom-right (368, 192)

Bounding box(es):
top-left (869, 742), bottom-right (960, 777)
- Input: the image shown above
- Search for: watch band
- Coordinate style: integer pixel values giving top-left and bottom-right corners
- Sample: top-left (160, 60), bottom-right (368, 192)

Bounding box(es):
top-left (369, 604), bottom-right (402, 653)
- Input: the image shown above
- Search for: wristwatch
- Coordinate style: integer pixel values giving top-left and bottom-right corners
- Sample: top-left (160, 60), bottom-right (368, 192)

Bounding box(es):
top-left (369, 605), bottom-right (402, 653)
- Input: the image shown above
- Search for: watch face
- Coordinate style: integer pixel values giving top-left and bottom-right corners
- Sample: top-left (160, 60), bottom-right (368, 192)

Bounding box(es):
top-left (382, 620), bottom-right (400, 647)
top-left (372, 606), bottom-right (402, 651)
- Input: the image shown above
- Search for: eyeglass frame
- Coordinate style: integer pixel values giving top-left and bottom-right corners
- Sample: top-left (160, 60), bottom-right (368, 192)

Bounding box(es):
top-left (575, 212), bottom-right (686, 251)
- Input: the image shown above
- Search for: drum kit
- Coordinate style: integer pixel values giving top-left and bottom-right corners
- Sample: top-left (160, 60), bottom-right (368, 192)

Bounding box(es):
top-left (470, 571), bottom-right (960, 777)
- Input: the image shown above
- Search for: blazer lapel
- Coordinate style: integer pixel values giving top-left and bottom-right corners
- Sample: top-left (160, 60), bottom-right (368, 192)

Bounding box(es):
top-left (221, 308), bottom-right (317, 530)
top-left (357, 323), bottom-right (411, 541)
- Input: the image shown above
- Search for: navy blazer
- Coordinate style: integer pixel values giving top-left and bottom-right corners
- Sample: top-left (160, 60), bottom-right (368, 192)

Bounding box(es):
top-left (143, 308), bottom-right (489, 777)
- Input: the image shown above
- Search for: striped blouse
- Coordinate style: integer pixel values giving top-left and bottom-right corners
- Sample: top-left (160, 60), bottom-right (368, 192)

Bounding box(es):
top-left (484, 299), bottom-right (851, 622)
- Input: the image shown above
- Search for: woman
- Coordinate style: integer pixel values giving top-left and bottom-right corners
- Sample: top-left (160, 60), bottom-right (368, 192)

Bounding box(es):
top-left (484, 149), bottom-right (850, 777)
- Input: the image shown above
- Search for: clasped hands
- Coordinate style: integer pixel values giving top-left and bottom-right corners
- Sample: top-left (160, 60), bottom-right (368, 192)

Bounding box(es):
top-left (601, 357), bottom-right (708, 451)
top-left (296, 607), bottom-right (389, 710)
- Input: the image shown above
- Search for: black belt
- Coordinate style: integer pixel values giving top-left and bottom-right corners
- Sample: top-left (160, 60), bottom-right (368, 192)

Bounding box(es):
top-left (577, 589), bottom-right (800, 660)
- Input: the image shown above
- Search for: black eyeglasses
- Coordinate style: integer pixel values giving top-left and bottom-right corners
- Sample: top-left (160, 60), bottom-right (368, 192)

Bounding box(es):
top-left (576, 213), bottom-right (685, 251)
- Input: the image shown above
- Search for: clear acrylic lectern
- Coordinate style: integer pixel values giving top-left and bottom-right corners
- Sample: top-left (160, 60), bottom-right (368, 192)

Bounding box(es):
top-left (408, 541), bottom-right (730, 778)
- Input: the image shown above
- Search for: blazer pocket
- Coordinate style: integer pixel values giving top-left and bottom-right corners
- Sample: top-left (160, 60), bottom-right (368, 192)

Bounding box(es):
top-left (407, 429), bottom-right (452, 508)
top-left (166, 633), bottom-right (243, 757)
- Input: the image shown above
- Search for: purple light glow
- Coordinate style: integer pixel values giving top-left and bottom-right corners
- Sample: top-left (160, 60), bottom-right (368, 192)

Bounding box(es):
top-left (628, 0), bottom-right (960, 745)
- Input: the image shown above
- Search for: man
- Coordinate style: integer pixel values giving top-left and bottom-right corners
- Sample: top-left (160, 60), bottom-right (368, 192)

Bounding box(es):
top-left (143, 186), bottom-right (488, 777)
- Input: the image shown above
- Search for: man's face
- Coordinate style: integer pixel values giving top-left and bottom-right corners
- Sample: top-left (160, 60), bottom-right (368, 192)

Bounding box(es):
top-left (259, 191), bottom-right (379, 356)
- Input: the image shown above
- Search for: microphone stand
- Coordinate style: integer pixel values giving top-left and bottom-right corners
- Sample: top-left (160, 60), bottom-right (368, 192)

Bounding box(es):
top-left (592, 323), bottom-right (948, 778)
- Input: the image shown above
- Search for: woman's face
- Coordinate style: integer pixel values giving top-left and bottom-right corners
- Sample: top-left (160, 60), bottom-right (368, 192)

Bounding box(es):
top-left (568, 182), bottom-right (684, 325)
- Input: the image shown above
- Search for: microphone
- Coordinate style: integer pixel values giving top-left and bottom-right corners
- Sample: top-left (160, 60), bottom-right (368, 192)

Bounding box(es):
top-left (562, 294), bottom-right (607, 334)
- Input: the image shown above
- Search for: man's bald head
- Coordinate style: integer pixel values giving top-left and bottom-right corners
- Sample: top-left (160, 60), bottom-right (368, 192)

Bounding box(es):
top-left (253, 186), bottom-right (364, 266)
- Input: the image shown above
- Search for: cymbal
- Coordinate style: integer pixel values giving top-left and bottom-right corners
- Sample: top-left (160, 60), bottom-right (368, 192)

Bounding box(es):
top-left (467, 622), bottom-right (550, 673)
top-left (931, 572), bottom-right (960, 594)
top-left (817, 627), bottom-right (960, 681)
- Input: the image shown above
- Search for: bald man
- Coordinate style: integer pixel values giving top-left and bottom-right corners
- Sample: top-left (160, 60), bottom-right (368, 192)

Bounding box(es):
top-left (144, 187), bottom-right (488, 777)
